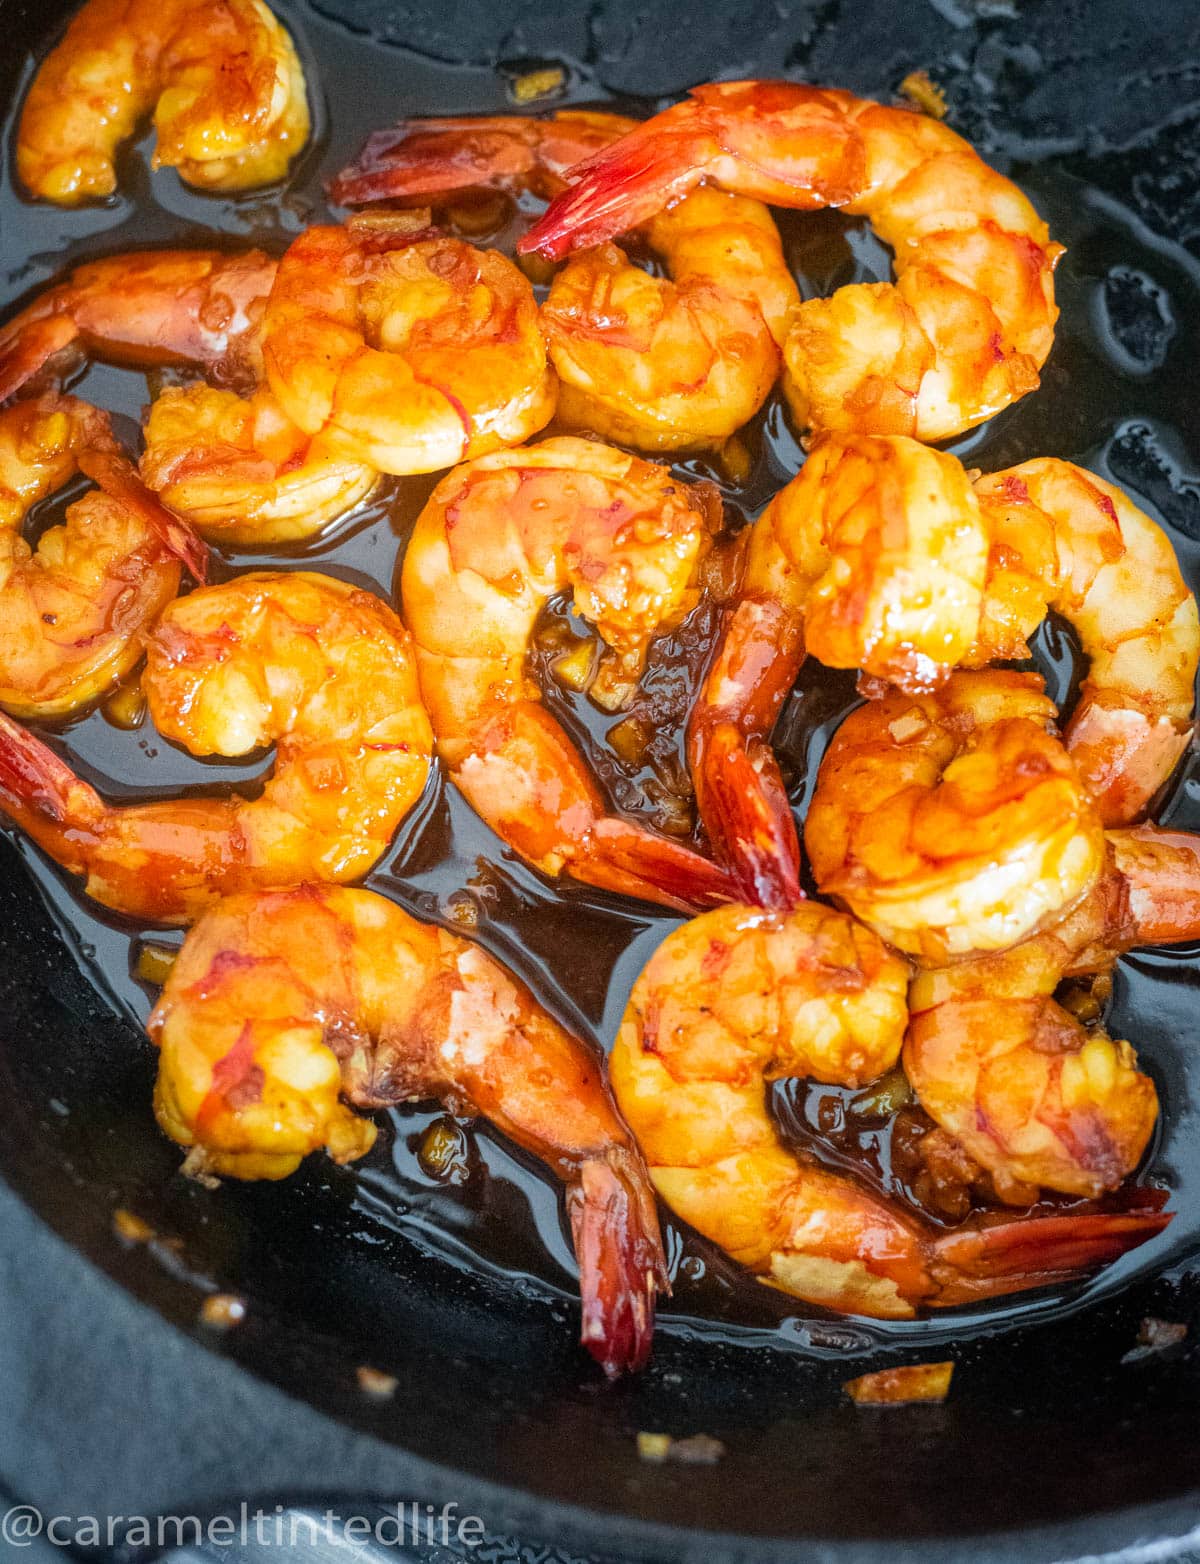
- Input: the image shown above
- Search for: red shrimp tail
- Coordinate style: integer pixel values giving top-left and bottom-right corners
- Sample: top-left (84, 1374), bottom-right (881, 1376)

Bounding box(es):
top-left (329, 119), bottom-right (533, 206)
top-left (692, 720), bottom-right (803, 911)
top-left (519, 118), bottom-right (702, 260)
top-left (1110, 824), bottom-right (1200, 946)
top-left (578, 818), bottom-right (735, 913)
top-left (570, 1152), bottom-right (669, 1378)
top-left (0, 710), bottom-right (101, 872)
top-left (79, 448), bottom-right (209, 583)
top-left (0, 312), bottom-right (80, 402)
top-left (931, 1208), bottom-right (1172, 1308)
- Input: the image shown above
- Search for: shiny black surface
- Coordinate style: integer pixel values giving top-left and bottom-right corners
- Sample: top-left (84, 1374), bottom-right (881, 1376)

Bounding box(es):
top-left (2, 0), bottom-right (1200, 1558)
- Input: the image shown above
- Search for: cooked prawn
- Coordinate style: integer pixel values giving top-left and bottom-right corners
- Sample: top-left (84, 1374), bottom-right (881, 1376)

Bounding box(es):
top-left (0, 248), bottom-right (385, 545)
top-left (688, 434), bottom-right (988, 906)
top-left (905, 822), bottom-right (1200, 1200)
top-left (401, 437), bottom-right (732, 911)
top-left (17, 0), bottom-right (309, 205)
top-left (967, 459), bottom-right (1199, 826)
top-left (335, 110), bottom-right (800, 451)
top-left (0, 573), bottom-right (432, 921)
top-left (0, 395), bottom-right (202, 717)
top-left (0, 249), bottom-right (278, 404)
top-left (149, 884), bottom-right (668, 1376)
top-left (262, 218), bottom-right (556, 475)
top-left (543, 188), bottom-right (801, 451)
top-left (610, 899), bottom-right (1168, 1320)
top-left (804, 670), bottom-right (1106, 960)
top-left (521, 81), bottom-right (1061, 441)
top-left (140, 383), bottom-right (378, 546)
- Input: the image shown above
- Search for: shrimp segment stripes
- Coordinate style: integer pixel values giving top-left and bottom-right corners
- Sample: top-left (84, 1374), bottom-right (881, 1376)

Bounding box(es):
top-left (0, 573), bottom-right (432, 922)
top-left (521, 80), bottom-right (1061, 441)
top-left (150, 884), bottom-right (669, 1377)
top-left (17, 0), bottom-right (310, 205)
top-left (401, 437), bottom-right (733, 913)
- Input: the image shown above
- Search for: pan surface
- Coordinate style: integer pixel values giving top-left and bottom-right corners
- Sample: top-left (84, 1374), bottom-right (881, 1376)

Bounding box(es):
top-left (2, 0), bottom-right (1200, 1558)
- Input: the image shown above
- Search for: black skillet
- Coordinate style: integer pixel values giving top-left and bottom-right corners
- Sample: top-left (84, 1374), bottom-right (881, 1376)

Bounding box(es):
top-left (3, 0), bottom-right (1200, 1558)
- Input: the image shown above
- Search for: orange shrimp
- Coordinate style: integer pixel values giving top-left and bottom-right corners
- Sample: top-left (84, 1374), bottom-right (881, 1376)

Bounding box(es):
top-left (688, 434), bottom-right (988, 906)
top-left (0, 395), bottom-right (204, 716)
top-left (17, 0), bottom-right (309, 205)
top-left (0, 573), bottom-right (431, 922)
top-left (150, 885), bottom-right (667, 1376)
top-left (521, 81), bottom-right (1061, 441)
top-left (401, 437), bottom-right (732, 912)
top-left (804, 671), bottom-right (1106, 960)
top-left (610, 900), bottom-right (1168, 1320)
top-left (906, 823), bottom-right (1200, 1200)
top-left (0, 249), bottom-right (277, 404)
top-left (261, 218), bottom-right (556, 475)
top-left (967, 460), bottom-right (1198, 825)
top-left (335, 111), bottom-right (801, 450)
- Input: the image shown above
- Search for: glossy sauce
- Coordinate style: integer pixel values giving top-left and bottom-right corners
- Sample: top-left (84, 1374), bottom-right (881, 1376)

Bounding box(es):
top-left (3, 1), bottom-right (1200, 1354)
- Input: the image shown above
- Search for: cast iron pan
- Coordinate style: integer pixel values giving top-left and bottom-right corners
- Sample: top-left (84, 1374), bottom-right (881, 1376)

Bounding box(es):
top-left (3, 1), bottom-right (1200, 1559)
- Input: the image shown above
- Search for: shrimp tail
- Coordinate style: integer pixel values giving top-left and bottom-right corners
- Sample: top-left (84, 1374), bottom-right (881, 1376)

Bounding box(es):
top-left (519, 119), bottom-right (699, 260)
top-left (79, 448), bottom-right (209, 582)
top-left (569, 1151), bottom-right (669, 1378)
top-left (330, 119), bottom-right (521, 206)
top-left (580, 818), bottom-right (734, 913)
top-left (692, 720), bottom-right (803, 910)
top-left (0, 309), bottom-right (79, 403)
top-left (931, 1207), bottom-right (1172, 1306)
top-left (0, 710), bottom-right (102, 872)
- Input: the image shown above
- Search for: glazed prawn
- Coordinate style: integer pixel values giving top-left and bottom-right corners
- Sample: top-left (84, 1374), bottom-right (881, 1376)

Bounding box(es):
top-left (261, 218), bottom-right (556, 475)
top-left (688, 435), bottom-right (988, 906)
top-left (906, 823), bottom-right (1200, 1200)
top-left (0, 395), bottom-right (203, 717)
top-left (401, 437), bottom-right (732, 911)
top-left (0, 248), bottom-right (383, 545)
top-left (967, 459), bottom-right (1199, 826)
top-left (804, 670), bottom-right (1106, 961)
top-left (139, 384), bottom-right (378, 546)
top-left (522, 81), bottom-right (1061, 441)
top-left (0, 249), bottom-right (278, 405)
top-left (610, 900), bottom-right (1168, 1320)
top-left (0, 573), bottom-right (432, 921)
top-left (335, 110), bottom-right (800, 451)
top-left (17, 0), bottom-right (309, 205)
top-left (149, 884), bottom-right (667, 1376)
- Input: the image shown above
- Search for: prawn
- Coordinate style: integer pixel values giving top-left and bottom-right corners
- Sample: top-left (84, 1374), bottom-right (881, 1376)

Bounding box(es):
top-left (0, 250), bottom-right (383, 546)
top-left (0, 395), bottom-right (202, 717)
top-left (149, 884), bottom-right (668, 1377)
top-left (261, 218), bottom-right (556, 475)
top-left (17, 0), bottom-right (309, 206)
top-left (687, 434), bottom-right (988, 907)
top-left (400, 437), bottom-right (733, 912)
top-left (905, 823), bottom-right (1200, 1200)
top-left (334, 110), bottom-right (801, 451)
top-left (139, 384), bottom-right (378, 546)
top-left (521, 81), bottom-right (1061, 441)
top-left (967, 459), bottom-right (1199, 826)
top-left (0, 248), bottom-right (278, 404)
top-left (0, 572), bottom-right (432, 922)
top-left (804, 670), bottom-right (1106, 961)
top-left (609, 900), bottom-right (1168, 1320)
